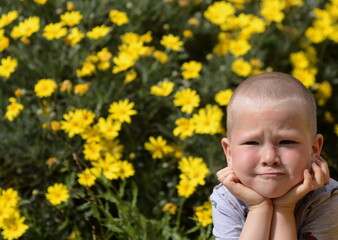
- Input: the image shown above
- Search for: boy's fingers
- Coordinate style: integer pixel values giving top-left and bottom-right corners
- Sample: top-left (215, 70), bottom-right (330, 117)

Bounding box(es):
top-left (217, 167), bottom-right (238, 184)
top-left (310, 159), bottom-right (332, 190)
top-left (317, 156), bottom-right (330, 183)
top-left (302, 169), bottom-right (313, 191)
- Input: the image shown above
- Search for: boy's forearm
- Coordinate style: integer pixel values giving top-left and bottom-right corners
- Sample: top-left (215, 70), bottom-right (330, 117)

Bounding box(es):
top-left (270, 207), bottom-right (297, 240)
top-left (239, 202), bottom-right (273, 240)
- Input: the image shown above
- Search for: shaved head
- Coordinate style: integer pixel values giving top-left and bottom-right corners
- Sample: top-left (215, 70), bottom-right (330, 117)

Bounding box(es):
top-left (227, 72), bottom-right (317, 137)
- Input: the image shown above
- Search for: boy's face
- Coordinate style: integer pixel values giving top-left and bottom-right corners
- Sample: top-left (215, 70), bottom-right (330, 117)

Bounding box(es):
top-left (222, 100), bottom-right (323, 198)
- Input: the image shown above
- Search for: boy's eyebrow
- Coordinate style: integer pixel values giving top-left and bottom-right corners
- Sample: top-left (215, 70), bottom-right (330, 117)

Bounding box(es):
top-left (236, 128), bottom-right (303, 140)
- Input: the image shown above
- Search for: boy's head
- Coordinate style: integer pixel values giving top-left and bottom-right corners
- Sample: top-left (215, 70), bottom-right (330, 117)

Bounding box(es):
top-left (226, 72), bottom-right (317, 139)
top-left (222, 72), bottom-right (323, 198)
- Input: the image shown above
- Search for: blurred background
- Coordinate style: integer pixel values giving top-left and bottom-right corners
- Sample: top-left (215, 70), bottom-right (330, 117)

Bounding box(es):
top-left (1, 0), bottom-right (338, 239)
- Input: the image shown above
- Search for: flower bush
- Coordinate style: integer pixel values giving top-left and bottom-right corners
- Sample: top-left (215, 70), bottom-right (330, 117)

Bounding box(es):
top-left (1, 0), bottom-right (338, 239)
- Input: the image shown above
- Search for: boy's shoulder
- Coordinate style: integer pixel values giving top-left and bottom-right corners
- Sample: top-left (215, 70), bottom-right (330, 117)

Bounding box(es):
top-left (308, 178), bottom-right (338, 201)
top-left (210, 183), bottom-right (248, 216)
top-left (296, 178), bottom-right (338, 213)
top-left (295, 178), bottom-right (338, 239)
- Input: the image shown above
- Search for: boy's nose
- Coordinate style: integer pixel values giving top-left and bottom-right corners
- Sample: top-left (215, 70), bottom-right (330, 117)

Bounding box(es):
top-left (260, 145), bottom-right (281, 166)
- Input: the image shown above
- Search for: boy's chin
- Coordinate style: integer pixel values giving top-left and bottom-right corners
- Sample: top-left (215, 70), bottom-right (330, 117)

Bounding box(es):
top-left (256, 188), bottom-right (289, 199)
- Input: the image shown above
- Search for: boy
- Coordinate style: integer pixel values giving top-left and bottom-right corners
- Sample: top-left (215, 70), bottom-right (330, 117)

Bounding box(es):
top-left (211, 72), bottom-right (338, 239)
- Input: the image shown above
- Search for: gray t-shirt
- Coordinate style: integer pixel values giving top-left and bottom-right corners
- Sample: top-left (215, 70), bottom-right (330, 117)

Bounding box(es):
top-left (210, 178), bottom-right (338, 240)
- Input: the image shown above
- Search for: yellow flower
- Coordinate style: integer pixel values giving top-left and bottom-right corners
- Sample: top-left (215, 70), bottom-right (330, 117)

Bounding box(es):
top-left (315, 81), bottom-right (332, 106)
top-left (112, 52), bottom-right (136, 73)
top-left (153, 50), bottom-right (168, 64)
top-left (96, 48), bottom-right (112, 71)
top-left (215, 89), bottom-right (233, 106)
top-left (97, 47), bottom-right (112, 62)
top-left (0, 188), bottom-right (20, 208)
top-left (204, 1), bottom-right (235, 25)
top-left (176, 174), bottom-right (196, 198)
top-left (64, 27), bottom-right (84, 46)
top-left (86, 25), bottom-right (110, 39)
top-left (231, 58), bottom-right (252, 77)
top-left (34, 78), bottom-right (58, 98)
top-left (80, 126), bottom-right (101, 143)
top-left (183, 29), bottom-right (193, 38)
top-left (290, 51), bottom-right (309, 69)
top-left (335, 124), bottom-right (338, 136)
top-left (228, 0), bottom-right (248, 9)
top-left (194, 201), bottom-right (212, 227)
top-left (150, 81), bottom-right (174, 96)
top-left (0, 10), bottom-right (19, 29)
top-left (213, 33), bottom-right (231, 56)
top-left (61, 109), bottom-right (96, 138)
top-left (229, 39), bottom-right (251, 57)
top-left (120, 32), bottom-right (139, 44)
top-left (181, 61), bottom-right (202, 79)
top-left (77, 168), bottom-right (99, 187)
top-left (4, 97), bottom-right (24, 121)
top-left (74, 82), bottom-right (91, 96)
top-left (0, 56), bottom-right (18, 79)
top-left (1, 213), bottom-right (29, 240)
top-left (95, 117), bottom-right (121, 140)
top-left (124, 68), bottom-right (137, 83)
top-left (76, 61), bottom-right (96, 77)
top-left (11, 16), bottom-right (40, 41)
top-left (67, 1), bottom-right (75, 11)
top-left (49, 121), bottom-right (61, 132)
top-left (292, 68), bottom-right (316, 88)
top-left (45, 183), bottom-right (69, 205)
top-left (93, 157), bottom-right (119, 180)
top-left (178, 156), bottom-right (210, 186)
top-left (43, 22), bottom-right (67, 40)
top-left (14, 88), bottom-right (24, 97)
top-left (324, 111), bottom-right (334, 123)
top-left (46, 157), bottom-right (58, 168)
top-left (173, 118), bottom-right (195, 140)
top-left (144, 136), bottom-right (174, 159)
top-left (160, 34), bottom-right (183, 51)
top-left (188, 17), bottom-right (200, 26)
top-left (119, 41), bottom-right (146, 61)
top-left (60, 80), bottom-right (73, 93)
top-left (108, 99), bottom-right (137, 123)
top-left (285, 0), bottom-right (303, 7)
top-left (109, 10), bottom-right (129, 26)
top-left (174, 88), bottom-right (200, 114)
top-left (162, 202), bottom-right (178, 215)
top-left (0, 29), bottom-right (10, 52)
top-left (118, 160), bottom-right (135, 179)
top-left (260, 0), bottom-right (285, 23)
top-left (33, 0), bottom-right (47, 4)
top-left (101, 140), bottom-right (124, 160)
top-left (60, 11), bottom-right (83, 27)
top-left (192, 104), bottom-right (224, 135)
top-left (83, 142), bottom-right (102, 161)
top-left (305, 26), bottom-right (326, 43)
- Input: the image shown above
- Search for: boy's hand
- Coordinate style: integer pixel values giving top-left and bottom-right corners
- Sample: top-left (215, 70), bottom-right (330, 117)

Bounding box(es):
top-left (217, 167), bottom-right (272, 210)
top-left (273, 156), bottom-right (330, 210)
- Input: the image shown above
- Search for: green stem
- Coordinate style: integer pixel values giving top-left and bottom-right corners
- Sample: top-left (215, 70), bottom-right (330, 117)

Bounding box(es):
top-left (176, 197), bottom-right (186, 228)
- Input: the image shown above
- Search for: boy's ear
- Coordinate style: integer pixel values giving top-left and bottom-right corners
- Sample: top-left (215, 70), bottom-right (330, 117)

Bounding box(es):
top-left (221, 138), bottom-right (232, 167)
top-left (312, 134), bottom-right (324, 159)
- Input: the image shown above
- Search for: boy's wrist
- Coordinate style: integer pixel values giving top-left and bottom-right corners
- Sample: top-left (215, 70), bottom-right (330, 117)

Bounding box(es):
top-left (273, 204), bottom-right (295, 214)
top-left (248, 199), bottom-right (273, 212)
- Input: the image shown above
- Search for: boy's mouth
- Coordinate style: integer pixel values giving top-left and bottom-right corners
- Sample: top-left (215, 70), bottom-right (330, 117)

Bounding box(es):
top-left (258, 172), bottom-right (285, 178)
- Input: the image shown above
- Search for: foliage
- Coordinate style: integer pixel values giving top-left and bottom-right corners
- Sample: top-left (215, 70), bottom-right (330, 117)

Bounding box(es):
top-left (1, 0), bottom-right (338, 239)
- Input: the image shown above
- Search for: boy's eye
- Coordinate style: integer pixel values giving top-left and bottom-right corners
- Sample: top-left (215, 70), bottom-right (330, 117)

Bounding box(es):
top-left (279, 140), bottom-right (296, 144)
top-left (244, 141), bottom-right (259, 145)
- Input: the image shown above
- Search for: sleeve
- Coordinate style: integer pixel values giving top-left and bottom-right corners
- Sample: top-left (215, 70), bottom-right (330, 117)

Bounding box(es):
top-left (210, 184), bottom-right (246, 240)
top-left (299, 187), bottom-right (338, 240)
